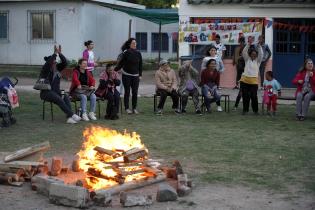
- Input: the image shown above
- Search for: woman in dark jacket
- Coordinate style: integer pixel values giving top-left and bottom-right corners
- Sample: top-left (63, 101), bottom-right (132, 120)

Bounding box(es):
top-left (115, 38), bottom-right (142, 114)
top-left (39, 45), bottom-right (81, 124)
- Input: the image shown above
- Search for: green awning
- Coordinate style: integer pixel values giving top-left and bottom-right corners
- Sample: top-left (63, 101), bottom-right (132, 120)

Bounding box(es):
top-left (113, 8), bottom-right (178, 25)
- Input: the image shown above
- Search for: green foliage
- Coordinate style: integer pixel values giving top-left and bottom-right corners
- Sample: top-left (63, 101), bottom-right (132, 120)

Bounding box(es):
top-left (1, 92), bottom-right (315, 194)
top-left (67, 59), bottom-right (78, 68)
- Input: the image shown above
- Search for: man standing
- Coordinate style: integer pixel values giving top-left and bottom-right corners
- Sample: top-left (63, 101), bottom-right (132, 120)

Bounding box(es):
top-left (257, 35), bottom-right (272, 88)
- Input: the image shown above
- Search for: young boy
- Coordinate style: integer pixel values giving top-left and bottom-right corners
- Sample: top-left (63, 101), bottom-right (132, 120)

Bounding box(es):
top-left (263, 71), bottom-right (281, 116)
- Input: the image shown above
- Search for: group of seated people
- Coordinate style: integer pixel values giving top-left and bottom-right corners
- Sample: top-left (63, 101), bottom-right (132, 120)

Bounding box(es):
top-left (39, 45), bottom-right (121, 124)
top-left (154, 58), bottom-right (223, 115)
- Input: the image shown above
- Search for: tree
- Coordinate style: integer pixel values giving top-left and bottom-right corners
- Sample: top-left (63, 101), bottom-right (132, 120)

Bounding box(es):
top-left (126, 0), bottom-right (177, 8)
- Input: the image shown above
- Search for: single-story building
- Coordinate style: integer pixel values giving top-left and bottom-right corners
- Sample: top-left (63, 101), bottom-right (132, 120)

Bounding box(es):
top-left (179, 0), bottom-right (315, 87)
top-left (0, 0), bottom-right (178, 65)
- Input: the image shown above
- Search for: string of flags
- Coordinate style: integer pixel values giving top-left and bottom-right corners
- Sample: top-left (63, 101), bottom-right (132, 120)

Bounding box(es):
top-left (191, 17), bottom-right (315, 33)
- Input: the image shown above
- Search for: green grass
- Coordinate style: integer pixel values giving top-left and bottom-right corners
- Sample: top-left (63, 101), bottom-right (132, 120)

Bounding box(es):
top-left (0, 65), bottom-right (40, 78)
top-left (1, 91), bottom-right (315, 194)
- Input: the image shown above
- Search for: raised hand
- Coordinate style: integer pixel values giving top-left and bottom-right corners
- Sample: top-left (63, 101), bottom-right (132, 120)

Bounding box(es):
top-left (54, 45), bottom-right (58, 54)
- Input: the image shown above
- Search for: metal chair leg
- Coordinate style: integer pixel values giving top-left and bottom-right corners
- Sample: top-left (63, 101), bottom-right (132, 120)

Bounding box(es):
top-left (97, 100), bottom-right (101, 118)
top-left (50, 102), bottom-right (53, 121)
top-left (43, 101), bottom-right (45, 120)
top-left (154, 94), bottom-right (157, 112)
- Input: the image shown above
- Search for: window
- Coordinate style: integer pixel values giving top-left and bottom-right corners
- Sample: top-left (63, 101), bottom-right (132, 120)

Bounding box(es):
top-left (152, 33), bottom-right (169, 52)
top-left (29, 11), bottom-right (55, 41)
top-left (136, 32), bottom-right (147, 51)
top-left (0, 11), bottom-right (9, 40)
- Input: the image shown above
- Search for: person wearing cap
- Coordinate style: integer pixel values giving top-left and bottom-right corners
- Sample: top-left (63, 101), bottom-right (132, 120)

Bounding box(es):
top-left (178, 60), bottom-right (201, 114)
top-left (39, 45), bottom-right (81, 124)
top-left (155, 60), bottom-right (181, 115)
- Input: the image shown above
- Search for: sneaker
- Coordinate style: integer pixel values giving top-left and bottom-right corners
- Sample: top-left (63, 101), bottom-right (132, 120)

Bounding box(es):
top-left (174, 109), bottom-right (181, 114)
top-left (88, 112), bottom-right (97, 121)
top-left (218, 87), bottom-right (222, 90)
top-left (217, 106), bottom-right (223, 112)
top-left (67, 117), bottom-right (77, 124)
top-left (299, 116), bottom-right (305, 121)
top-left (82, 112), bottom-right (90, 121)
top-left (126, 109), bottom-right (132, 114)
top-left (156, 109), bottom-right (162, 115)
top-left (133, 109), bottom-right (139, 114)
top-left (181, 109), bottom-right (187, 113)
top-left (72, 114), bottom-right (81, 122)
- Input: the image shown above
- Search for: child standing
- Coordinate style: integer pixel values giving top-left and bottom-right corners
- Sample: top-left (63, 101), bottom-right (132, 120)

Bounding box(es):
top-left (263, 71), bottom-right (281, 116)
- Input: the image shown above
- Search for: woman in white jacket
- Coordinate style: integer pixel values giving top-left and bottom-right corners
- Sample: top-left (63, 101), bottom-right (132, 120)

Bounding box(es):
top-left (239, 36), bottom-right (263, 115)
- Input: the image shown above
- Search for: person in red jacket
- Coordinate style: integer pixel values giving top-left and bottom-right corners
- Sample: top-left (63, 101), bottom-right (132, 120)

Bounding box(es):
top-left (200, 59), bottom-right (222, 113)
top-left (70, 58), bottom-right (97, 121)
top-left (292, 58), bottom-right (315, 121)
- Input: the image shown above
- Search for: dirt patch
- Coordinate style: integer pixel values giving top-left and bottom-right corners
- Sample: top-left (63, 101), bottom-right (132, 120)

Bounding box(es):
top-left (0, 181), bottom-right (314, 210)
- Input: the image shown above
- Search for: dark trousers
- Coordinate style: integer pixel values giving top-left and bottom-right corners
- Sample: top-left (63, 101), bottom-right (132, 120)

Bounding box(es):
top-left (122, 75), bottom-right (139, 110)
top-left (157, 89), bottom-right (179, 110)
top-left (259, 61), bottom-right (267, 86)
top-left (105, 89), bottom-right (120, 118)
top-left (181, 88), bottom-right (200, 111)
top-left (40, 90), bottom-right (73, 118)
top-left (234, 89), bottom-right (242, 108)
top-left (236, 66), bottom-right (244, 86)
top-left (240, 82), bottom-right (258, 113)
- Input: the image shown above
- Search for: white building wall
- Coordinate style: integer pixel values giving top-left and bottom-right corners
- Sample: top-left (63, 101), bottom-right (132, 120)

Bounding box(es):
top-left (80, 3), bottom-right (132, 61)
top-left (0, 2), bottom-right (82, 65)
top-left (133, 18), bottom-right (178, 60)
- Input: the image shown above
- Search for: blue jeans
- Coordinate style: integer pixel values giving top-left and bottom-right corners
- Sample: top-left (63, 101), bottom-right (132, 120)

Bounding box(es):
top-left (201, 84), bottom-right (221, 111)
top-left (79, 93), bottom-right (96, 113)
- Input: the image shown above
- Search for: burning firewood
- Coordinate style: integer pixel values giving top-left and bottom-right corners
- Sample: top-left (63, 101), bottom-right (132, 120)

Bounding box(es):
top-left (93, 146), bottom-right (121, 159)
top-left (87, 167), bottom-right (124, 184)
top-left (123, 148), bottom-right (148, 163)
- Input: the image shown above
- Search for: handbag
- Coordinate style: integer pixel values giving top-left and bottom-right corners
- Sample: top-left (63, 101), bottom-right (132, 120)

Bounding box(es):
top-left (95, 86), bottom-right (107, 98)
top-left (74, 85), bottom-right (95, 97)
top-left (33, 79), bottom-right (51, 90)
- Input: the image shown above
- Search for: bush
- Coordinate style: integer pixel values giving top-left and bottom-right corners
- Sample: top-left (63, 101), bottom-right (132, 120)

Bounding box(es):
top-left (67, 59), bottom-right (78, 68)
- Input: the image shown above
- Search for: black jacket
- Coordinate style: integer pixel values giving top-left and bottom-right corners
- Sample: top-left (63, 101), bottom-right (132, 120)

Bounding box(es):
top-left (115, 49), bottom-right (142, 76)
top-left (40, 53), bottom-right (67, 94)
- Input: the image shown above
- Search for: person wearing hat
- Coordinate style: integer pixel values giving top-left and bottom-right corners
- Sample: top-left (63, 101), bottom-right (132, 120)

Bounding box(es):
top-left (39, 45), bottom-right (81, 124)
top-left (155, 60), bottom-right (181, 115)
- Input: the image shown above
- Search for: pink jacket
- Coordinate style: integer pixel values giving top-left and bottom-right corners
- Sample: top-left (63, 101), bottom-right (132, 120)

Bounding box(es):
top-left (82, 49), bottom-right (94, 69)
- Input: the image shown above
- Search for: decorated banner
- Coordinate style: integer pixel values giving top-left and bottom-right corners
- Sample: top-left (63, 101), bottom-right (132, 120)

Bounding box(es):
top-left (179, 22), bottom-right (263, 45)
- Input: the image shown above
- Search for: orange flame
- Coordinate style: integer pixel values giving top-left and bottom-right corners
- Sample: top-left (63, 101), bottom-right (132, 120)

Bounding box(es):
top-left (77, 126), bottom-right (149, 190)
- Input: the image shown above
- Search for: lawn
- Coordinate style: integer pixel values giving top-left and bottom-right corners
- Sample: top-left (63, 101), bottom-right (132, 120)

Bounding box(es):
top-left (1, 91), bottom-right (315, 195)
top-left (0, 65), bottom-right (41, 78)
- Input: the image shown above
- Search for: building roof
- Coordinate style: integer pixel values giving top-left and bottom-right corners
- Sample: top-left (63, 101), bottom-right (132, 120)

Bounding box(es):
top-left (0, 0), bottom-right (145, 9)
top-left (187, 0), bottom-right (315, 4)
